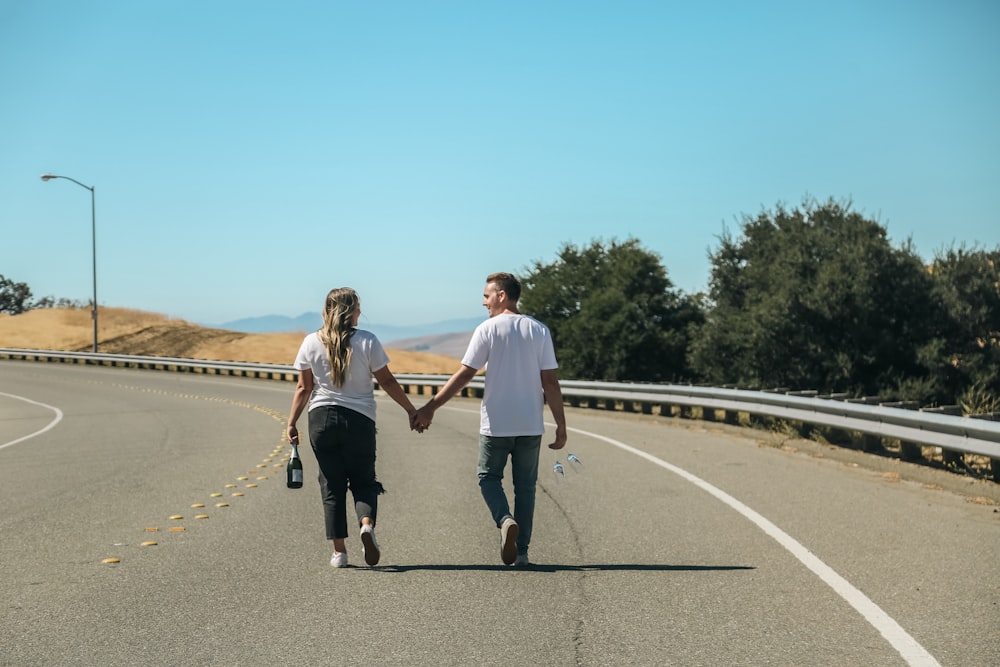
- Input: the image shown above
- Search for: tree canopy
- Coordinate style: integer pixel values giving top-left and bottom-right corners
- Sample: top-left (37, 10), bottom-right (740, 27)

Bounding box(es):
top-left (689, 199), bottom-right (940, 397)
top-left (0, 274), bottom-right (79, 314)
top-left (519, 238), bottom-right (702, 381)
top-left (923, 246), bottom-right (1000, 410)
top-left (0, 274), bottom-right (35, 315)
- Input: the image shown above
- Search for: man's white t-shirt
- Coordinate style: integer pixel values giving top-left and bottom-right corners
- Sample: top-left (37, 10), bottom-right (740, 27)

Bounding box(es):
top-left (293, 329), bottom-right (389, 423)
top-left (462, 313), bottom-right (558, 437)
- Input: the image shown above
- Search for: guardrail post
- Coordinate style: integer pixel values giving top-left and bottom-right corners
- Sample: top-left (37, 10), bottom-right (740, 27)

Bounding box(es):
top-left (882, 401), bottom-right (922, 461)
top-left (859, 434), bottom-right (882, 452)
top-left (898, 441), bottom-right (923, 461)
top-left (969, 413), bottom-right (1000, 482)
top-left (922, 406), bottom-right (964, 468)
top-left (784, 392), bottom-right (819, 438)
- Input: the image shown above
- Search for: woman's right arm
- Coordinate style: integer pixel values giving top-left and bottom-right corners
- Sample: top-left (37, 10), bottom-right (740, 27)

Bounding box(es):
top-left (287, 368), bottom-right (314, 445)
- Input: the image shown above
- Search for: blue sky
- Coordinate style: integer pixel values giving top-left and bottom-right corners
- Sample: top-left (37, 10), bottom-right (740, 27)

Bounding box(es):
top-left (2, 1), bottom-right (997, 329)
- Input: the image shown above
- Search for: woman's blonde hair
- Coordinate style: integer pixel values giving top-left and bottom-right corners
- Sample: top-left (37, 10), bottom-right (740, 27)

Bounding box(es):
top-left (318, 287), bottom-right (360, 387)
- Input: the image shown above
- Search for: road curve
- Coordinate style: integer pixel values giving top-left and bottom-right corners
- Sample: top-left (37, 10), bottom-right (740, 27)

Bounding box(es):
top-left (1, 361), bottom-right (997, 666)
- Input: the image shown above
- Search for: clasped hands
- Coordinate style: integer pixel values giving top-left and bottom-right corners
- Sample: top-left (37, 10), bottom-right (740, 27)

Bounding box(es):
top-left (409, 404), bottom-right (434, 433)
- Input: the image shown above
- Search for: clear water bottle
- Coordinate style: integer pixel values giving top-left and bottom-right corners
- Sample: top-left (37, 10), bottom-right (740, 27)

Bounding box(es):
top-left (567, 453), bottom-right (583, 473)
top-left (286, 444), bottom-right (304, 489)
top-left (553, 460), bottom-right (565, 482)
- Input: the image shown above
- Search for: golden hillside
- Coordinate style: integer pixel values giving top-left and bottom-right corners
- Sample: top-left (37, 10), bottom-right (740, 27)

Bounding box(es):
top-left (0, 307), bottom-right (460, 374)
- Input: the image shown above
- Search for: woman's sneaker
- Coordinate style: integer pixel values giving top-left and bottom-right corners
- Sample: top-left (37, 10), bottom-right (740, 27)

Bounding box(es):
top-left (360, 524), bottom-right (380, 566)
top-left (330, 551), bottom-right (348, 568)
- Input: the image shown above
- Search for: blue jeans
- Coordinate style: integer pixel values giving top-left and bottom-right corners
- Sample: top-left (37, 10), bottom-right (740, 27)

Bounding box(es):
top-left (477, 434), bottom-right (542, 555)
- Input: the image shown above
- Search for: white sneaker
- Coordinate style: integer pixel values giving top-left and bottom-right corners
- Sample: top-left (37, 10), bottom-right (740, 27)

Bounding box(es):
top-left (500, 517), bottom-right (518, 565)
top-left (330, 551), bottom-right (348, 568)
top-left (360, 524), bottom-right (380, 566)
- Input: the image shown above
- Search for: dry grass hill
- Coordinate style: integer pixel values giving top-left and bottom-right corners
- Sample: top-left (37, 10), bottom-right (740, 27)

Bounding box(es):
top-left (0, 307), bottom-right (461, 374)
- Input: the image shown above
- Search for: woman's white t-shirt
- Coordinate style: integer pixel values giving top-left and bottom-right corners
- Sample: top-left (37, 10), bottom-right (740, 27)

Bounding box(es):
top-left (293, 329), bottom-right (390, 423)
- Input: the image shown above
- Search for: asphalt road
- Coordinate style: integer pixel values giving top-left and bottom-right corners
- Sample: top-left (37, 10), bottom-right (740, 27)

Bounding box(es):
top-left (1, 361), bottom-right (997, 666)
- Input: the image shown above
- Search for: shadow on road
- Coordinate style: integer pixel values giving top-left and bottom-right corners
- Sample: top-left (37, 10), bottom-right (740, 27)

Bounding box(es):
top-left (372, 564), bottom-right (755, 573)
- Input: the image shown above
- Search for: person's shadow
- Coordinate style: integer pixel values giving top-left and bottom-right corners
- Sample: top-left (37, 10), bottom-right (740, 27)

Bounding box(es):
top-left (368, 563), bottom-right (755, 573)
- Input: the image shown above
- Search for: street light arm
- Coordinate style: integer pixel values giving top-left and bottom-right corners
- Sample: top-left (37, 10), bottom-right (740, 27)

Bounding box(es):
top-left (40, 173), bottom-right (94, 192)
top-left (40, 172), bottom-right (99, 353)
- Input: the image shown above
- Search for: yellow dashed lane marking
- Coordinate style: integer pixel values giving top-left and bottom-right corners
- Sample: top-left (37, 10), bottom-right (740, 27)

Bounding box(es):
top-left (89, 380), bottom-right (297, 566)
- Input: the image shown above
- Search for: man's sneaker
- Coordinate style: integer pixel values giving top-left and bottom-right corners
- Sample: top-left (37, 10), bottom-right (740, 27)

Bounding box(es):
top-left (360, 524), bottom-right (380, 566)
top-left (330, 551), bottom-right (348, 568)
top-left (513, 554), bottom-right (530, 567)
top-left (500, 517), bottom-right (519, 565)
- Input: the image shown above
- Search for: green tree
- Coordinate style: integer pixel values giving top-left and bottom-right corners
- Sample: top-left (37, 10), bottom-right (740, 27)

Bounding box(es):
top-left (0, 274), bottom-right (34, 315)
top-left (689, 199), bottom-right (938, 396)
top-left (520, 239), bottom-right (703, 381)
top-left (925, 245), bottom-right (1000, 411)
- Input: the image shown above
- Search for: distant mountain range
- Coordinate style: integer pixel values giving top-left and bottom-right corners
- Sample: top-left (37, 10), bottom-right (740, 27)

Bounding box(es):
top-left (214, 313), bottom-right (483, 354)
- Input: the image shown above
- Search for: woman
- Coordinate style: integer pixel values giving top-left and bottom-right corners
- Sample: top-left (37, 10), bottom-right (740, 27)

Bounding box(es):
top-left (287, 287), bottom-right (418, 568)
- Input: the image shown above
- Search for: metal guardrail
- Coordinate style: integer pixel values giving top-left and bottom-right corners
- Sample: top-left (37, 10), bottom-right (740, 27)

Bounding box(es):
top-left (3, 348), bottom-right (998, 476)
top-left (0, 348), bottom-right (300, 381)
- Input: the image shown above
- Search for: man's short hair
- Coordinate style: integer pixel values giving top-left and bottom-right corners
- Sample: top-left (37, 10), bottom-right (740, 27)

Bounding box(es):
top-left (487, 272), bottom-right (521, 302)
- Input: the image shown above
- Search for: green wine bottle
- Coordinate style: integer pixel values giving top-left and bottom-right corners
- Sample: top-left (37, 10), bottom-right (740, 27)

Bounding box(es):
top-left (287, 444), bottom-right (303, 489)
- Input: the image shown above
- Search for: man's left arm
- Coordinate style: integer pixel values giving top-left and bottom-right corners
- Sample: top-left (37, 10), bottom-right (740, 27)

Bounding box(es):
top-left (540, 368), bottom-right (567, 450)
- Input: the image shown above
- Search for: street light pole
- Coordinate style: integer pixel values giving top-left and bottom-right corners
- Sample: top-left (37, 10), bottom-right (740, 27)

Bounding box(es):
top-left (40, 173), bottom-right (98, 353)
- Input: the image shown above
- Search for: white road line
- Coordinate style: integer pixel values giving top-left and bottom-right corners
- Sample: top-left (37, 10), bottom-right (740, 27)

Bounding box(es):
top-left (571, 426), bottom-right (941, 667)
top-left (441, 406), bottom-right (941, 667)
top-left (0, 392), bottom-right (64, 451)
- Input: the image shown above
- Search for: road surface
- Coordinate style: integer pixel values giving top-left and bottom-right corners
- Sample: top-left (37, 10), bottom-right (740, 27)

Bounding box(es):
top-left (1, 361), bottom-right (997, 666)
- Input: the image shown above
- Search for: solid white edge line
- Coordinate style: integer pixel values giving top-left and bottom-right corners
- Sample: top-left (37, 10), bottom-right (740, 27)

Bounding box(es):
top-left (0, 392), bottom-right (64, 451)
top-left (569, 426), bottom-right (942, 667)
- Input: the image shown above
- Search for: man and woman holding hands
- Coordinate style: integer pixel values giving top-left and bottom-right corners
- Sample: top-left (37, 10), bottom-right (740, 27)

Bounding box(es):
top-left (286, 272), bottom-right (567, 569)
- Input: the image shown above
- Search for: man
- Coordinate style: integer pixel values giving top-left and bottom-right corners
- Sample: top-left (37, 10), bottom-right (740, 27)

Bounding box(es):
top-left (413, 272), bottom-right (567, 567)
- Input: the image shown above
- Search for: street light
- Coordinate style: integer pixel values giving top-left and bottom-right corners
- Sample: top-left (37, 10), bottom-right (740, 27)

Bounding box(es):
top-left (40, 173), bottom-right (98, 353)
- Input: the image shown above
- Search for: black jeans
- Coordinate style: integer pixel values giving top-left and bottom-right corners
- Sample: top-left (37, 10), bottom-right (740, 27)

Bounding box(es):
top-left (307, 405), bottom-right (384, 540)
